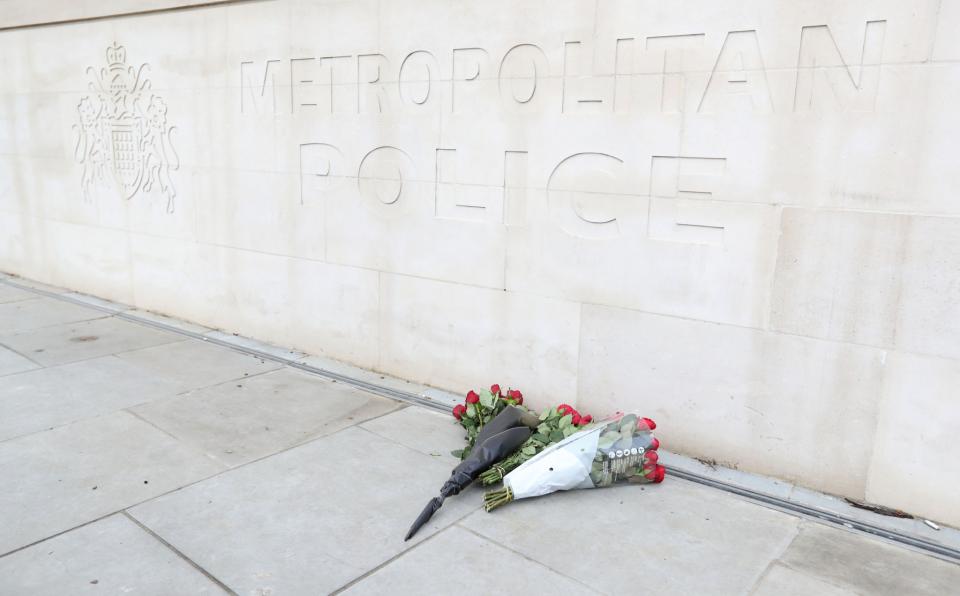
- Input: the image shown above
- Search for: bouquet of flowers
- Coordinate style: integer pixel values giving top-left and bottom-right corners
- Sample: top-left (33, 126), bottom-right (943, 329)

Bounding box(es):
top-left (483, 413), bottom-right (665, 511)
top-left (478, 403), bottom-right (593, 485)
top-left (451, 384), bottom-right (529, 460)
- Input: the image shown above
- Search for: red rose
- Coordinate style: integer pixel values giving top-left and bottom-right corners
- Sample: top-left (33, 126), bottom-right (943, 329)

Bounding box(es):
top-left (507, 389), bottom-right (523, 404)
top-left (645, 451), bottom-right (659, 464)
top-left (649, 437), bottom-right (660, 451)
top-left (637, 417), bottom-right (657, 431)
top-left (490, 384), bottom-right (501, 396)
top-left (581, 414), bottom-right (592, 424)
top-left (465, 391), bottom-right (480, 404)
top-left (452, 404), bottom-right (466, 420)
top-left (654, 465), bottom-right (666, 483)
top-left (572, 413), bottom-right (582, 425)
top-left (557, 404), bottom-right (572, 414)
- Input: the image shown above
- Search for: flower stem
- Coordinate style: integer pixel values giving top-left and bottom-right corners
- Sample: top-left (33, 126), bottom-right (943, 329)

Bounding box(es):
top-left (483, 486), bottom-right (514, 512)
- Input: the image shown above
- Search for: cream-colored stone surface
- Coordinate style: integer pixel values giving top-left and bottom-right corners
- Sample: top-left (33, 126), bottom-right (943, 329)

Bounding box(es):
top-left (866, 351), bottom-right (960, 525)
top-left (577, 304), bottom-right (886, 497)
top-left (1, 0), bottom-right (958, 524)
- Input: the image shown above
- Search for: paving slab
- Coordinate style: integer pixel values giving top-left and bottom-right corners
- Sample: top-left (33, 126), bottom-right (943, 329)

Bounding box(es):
top-left (751, 563), bottom-right (856, 596)
top-left (116, 338), bottom-right (282, 394)
top-left (342, 525), bottom-right (598, 595)
top-left (0, 297), bottom-right (106, 334)
top-left (129, 426), bottom-right (481, 595)
top-left (360, 405), bottom-right (464, 460)
top-left (0, 284), bottom-right (36, 304)
top-left (0, 514), bottom-right (227, 596)
top-left (131, 367), bottom-right (400, 466)
top-left (0, 356), bottom-right (182, 442)
top-left (461, 477), bottom-right (800, 596)
top-left (0, 344), bottom-right (39, 377)
top-left (0, 411), bottom-right (225, 555)
top-left (777, 522), bottom-right (960, 595)
top-left (0, 316), bottom-right (183, 366)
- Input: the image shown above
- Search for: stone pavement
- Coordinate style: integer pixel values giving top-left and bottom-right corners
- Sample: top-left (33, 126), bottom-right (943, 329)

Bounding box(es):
top-left (1, 278), bottom-right (958, 595)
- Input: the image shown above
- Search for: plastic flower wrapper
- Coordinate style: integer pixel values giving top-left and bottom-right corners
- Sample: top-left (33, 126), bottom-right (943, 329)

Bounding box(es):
top-left (405, 405), bottom-right (539, 540)
top-left (478, 403), bottom-right (594, 485)
top-left (483, 413), bottom-right (664, 511)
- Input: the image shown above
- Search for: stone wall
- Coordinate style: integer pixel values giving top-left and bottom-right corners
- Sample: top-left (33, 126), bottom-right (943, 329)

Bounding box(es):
top-left (1, 0), bottom-right (958, 524)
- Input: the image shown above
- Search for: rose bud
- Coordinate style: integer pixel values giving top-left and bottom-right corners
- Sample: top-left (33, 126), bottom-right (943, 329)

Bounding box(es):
top-left (465, 391), bottom-right (480, 404)
top-left (637, 417), bottom-right (657, 431)
top-left (644, 451), bottom-right (659, 464)
top-left (649, 437), bottom-right (660, 451)
top-left (654, 465), bottom-right (666, 483)
top-left (452, 404), bottom-right (466, 420)
top-left (490, 384), bottom-right (501, 396)
top-left (572, 413), bottom-right (582, 425)
top-left (581, 414), bottom-right (592, 424)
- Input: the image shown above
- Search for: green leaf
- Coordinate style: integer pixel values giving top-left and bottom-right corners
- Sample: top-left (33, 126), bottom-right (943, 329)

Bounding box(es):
top-left (466, 404), bottom-right (477, 418)
top-left (559, 414), bottom-right (573, 429)
top-left (450, 449), bottom-right (464, 458)
top-left (536, 423), bottom-right (550, 434)
top-left (532, 433), bottom-right (549, 443)
top-left (562, 426), bottom-right (576, 438)
top-left (479, 390), bottom-right (495, 409)
top-left (539, 409), bottom-right (550, 421)
top-left (598, 435), bottom-right (616, 450)
top-left (549, 430), bottom-right (564, 443)
top-left (521, 445), bottom-right (537, 456)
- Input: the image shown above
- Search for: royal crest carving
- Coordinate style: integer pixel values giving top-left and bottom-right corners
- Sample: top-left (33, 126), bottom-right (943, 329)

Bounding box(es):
top-left (74, 43), bottom-right (179, 212)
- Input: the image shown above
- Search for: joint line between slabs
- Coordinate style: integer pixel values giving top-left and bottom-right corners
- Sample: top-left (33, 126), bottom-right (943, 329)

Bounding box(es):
top-left (122, 511), bottom-right (239, 596)
top-left (456, 523), bottom-right (605, 594)
top-left (327, 523), bottom-right (457, 595)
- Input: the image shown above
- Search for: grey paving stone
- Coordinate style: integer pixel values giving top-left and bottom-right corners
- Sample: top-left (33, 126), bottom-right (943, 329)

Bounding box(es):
top-left (360, 405), bottom-right (465, 461)
top-left (115, 338), bottom-right (281, 393)
top-left (129, 426), bottom-right (480, 595)
top-left (0, 344), bottom-right (39, 377)
top-left (0, 356), bottom-right (182, 442)
top-left (131, 368), bottom-right (400, 466)
top-left (461, 477), bottom-right (800, 596)
top-left (0, 284), bottom-right (36, 304)
top-left (0, 316), bottom-right (183, 366)
top-left (342, 525), bottom-right (597, 596)
top-left (0, 297), bottom-right (106, 334)
top-left (751, 563), bottom-right (856, 596)
top-left (778, 522), bottom-right (960, 595)
top-left (0, 411), bottom-right (225, 555)
top-left (0, 514), bottom-right (227, 596)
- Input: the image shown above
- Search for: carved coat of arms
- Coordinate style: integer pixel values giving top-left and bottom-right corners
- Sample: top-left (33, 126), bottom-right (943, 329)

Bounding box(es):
top-left (73, 43), bottom-right (179, 212)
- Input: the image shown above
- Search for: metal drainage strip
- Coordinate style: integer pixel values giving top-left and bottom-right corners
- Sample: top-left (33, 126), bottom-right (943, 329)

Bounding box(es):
top-left (5, 278), bottom-right (960, 563)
